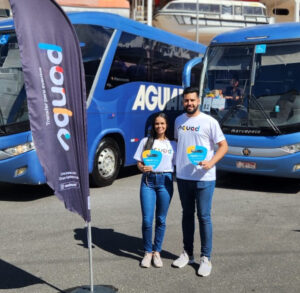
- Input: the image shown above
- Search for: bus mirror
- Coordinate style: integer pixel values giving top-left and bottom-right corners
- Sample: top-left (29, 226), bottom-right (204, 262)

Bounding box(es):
top-left (182, 57), bottom-right (203, 88)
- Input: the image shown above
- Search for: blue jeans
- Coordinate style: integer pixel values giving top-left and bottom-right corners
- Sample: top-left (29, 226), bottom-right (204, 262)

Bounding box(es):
top-left (177, 178), bottom-right (215, 259)
top-left (140, 172), bottom-right (173, 253)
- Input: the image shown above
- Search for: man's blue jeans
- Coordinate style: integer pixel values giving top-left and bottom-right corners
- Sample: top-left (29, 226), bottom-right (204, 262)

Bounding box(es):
top-left (140, 172), bottom-right (173, 253)
top-left (177, 178), bottom-right (215, 259)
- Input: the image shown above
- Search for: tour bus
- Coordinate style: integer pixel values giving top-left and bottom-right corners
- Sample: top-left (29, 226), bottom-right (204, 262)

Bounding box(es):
top-left (0, 11), bottom-right (205, 186)
top-left (184, 22), bottom-right (300, 178)
top-left (153, 0), bottom-right (270, 45)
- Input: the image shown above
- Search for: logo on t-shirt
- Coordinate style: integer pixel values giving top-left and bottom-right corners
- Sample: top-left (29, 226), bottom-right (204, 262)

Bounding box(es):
top-left (178, 125), bottom-right (200, 132)
top-left (153, 147), bottom-right (173, 154)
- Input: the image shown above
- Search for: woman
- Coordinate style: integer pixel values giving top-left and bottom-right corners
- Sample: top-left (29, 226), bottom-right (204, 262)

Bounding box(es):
top-left (134, 112), bottom-right (176, 268)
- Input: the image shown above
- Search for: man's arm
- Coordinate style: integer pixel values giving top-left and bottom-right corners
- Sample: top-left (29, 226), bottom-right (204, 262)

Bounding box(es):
top-left (200, 139), bottom-right (228, 170)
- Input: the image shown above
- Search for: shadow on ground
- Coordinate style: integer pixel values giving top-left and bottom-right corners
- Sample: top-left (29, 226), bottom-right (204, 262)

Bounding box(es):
top-left (0, 183), bottom-right (53, 201)
top-left (0, 166), bottom-right (139, 202)
top-left (0, 259), bottom-right (64, 292)
top-left (74, 227), bottom-right (178, 262)
top-left (118, 165), bottom-right (139, 179)
top-left (216, 171), bottom-right (300, 194)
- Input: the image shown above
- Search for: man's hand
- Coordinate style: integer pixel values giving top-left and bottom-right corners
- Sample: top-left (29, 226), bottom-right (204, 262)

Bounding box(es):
top-left (198, 140), bottom-right (228, 170)
top-left (199, 160), bottom-right (214, 170)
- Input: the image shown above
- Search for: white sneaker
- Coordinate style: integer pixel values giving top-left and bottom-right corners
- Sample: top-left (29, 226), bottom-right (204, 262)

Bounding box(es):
top-left (153, 252), bottom-right (163, 268)
top-left (140, 252), bottom-right (152, 268)
top-left (198, 256), bottom-right (212, 277)
top-left (172, 251), bottom-right (194, 268)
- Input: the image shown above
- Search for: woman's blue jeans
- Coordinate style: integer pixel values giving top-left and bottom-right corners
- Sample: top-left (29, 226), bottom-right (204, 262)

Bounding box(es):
top-left (177, 178), bottom-right (215, 259)
top-left (140, 172), bottom-right (173, 253)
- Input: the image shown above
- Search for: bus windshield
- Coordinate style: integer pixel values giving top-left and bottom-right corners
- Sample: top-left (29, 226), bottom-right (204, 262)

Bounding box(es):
top-left (0, 32), bottom-right (28, 135)
top-left (201, 42), bottom-right (300, 135)
top-left (0, 25), bottom-right (113, 136)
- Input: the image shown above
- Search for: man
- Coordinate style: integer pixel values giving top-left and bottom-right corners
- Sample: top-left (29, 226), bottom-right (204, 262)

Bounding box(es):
top-left (172, 86), bottom-right (228, 277)
top-left (223, 77), bottom-right (243, 108)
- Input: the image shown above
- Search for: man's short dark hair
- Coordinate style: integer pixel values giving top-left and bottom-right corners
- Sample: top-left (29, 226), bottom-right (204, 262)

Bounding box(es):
top-left (232, 75), bottom-right (239, 82)
top-left (183, 86), bottom-right (199, 96)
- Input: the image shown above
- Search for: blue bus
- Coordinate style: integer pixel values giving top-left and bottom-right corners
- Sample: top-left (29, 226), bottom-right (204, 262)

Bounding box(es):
top-left (0, 12), bottom-right (205, 186)
top-left (185, 22), bottom-right (300, 178)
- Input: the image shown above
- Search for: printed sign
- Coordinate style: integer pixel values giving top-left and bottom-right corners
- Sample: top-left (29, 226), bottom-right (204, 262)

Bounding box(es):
top-left (202, 97), bottom-right (212, 112)
top-left (211, 97), bottom-right (226, 110)
top-left (187, 145), bottom-right (207, 165)
top-left (142, 150), bottom-right (162, 170)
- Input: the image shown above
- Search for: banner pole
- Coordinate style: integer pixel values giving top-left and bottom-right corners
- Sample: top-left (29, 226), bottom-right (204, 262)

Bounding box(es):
top-left (87, 221), bottom-right (94, 292)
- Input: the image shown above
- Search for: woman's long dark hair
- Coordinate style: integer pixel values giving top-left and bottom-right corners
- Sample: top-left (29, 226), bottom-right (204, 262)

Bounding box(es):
top-left (144, 112), bottom-right (169, 150)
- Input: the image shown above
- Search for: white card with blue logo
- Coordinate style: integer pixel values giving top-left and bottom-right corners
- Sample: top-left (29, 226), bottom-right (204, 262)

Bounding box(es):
top-left (142, 150), bottom-right (162, 170)
top-left (187, 145), bottom-right (208, 165)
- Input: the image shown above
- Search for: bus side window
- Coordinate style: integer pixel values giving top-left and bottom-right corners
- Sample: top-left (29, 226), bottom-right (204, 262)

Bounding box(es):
top-left (74, 24), bottom-right (113, 97)
top-left (105, 33), bottom-right (148, 89)
top-left (105, 31), bottom-right (203, 89)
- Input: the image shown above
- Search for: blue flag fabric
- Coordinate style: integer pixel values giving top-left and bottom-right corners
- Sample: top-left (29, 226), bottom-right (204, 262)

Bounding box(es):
top-left (9, 0), bottom-right (91, 222)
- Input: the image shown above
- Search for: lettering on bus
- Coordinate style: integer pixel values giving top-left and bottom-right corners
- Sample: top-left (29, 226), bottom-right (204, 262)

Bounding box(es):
top-left (132, 85), bottom-right (184, 111)
top-left (38, 43), bottom-right (73, 151)
top-left (230, 129), bottom-right (261, 135)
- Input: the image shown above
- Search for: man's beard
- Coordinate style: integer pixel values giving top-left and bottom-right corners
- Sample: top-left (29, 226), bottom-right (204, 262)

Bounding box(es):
top-left (184, 105), bottom-right (198, 115)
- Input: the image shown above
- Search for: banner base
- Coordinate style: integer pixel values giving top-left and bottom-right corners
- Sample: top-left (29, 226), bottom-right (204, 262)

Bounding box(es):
top-left (65, 285), bottom-right (118, 292)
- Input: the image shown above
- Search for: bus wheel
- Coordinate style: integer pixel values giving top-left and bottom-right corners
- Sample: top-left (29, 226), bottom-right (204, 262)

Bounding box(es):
top-left (91, 138), bottom-right (121, 187)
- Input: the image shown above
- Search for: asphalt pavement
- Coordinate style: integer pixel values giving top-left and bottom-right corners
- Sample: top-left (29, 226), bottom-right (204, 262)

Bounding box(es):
top-left (0, 168), bottom-right (300, 293)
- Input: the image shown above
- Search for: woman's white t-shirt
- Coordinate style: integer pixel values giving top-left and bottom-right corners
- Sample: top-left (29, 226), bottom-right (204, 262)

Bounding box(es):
top-left (134, 138), bottom-right (176, 172)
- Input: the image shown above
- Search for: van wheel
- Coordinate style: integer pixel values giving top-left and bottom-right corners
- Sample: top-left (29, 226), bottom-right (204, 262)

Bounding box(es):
top-left (91, 138), bottom-right (121, 187)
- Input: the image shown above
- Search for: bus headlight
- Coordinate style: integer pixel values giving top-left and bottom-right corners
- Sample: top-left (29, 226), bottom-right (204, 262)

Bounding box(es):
top-left (281, 143), bottom-right (300, 154)
top-left (3, 142), bottom-right (35, 156)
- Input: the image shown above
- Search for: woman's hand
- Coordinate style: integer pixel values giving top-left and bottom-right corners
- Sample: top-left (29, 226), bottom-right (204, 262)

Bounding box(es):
top-left (137, 162), bottom-right (153, 173)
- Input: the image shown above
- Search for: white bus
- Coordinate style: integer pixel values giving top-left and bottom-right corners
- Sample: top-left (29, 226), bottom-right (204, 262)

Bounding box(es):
top-left (153, 0), bottom-right (270, 44)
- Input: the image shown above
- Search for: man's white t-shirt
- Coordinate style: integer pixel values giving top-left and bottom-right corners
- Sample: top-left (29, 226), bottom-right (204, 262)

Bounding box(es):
top-left (134, 137), bottom-right (176, 172)
top-left (174, 112), bottom-right (225, 181)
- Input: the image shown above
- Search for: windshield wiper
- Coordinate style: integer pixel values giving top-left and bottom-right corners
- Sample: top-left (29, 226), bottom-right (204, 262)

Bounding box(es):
top-left (249, 94), bottom-right (281, 135)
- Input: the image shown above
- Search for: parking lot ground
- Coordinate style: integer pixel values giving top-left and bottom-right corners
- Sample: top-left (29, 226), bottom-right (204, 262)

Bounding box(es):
top-left (0, 170), bottom-right (300, 293)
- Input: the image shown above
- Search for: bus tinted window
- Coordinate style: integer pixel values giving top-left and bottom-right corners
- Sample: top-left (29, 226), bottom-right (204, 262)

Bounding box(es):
top-left (184, 3), bottom-right (196, 11)
top-left (167, 3), bottom-right (183, 10)
top-left (74, 24), bottom-right (113, 95)
top-left (168, 3), bottom-right (221, 14)
top-left (0, 33), bottom-right (28, 132)
top-left (244, 6), bottom-right (263, 16)
top-left (199, 4), bottom-right (220, 13)
top-left (106, 32), bottom-right (200, 89)
top-left (222, 5), bottom-right (233, 15)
